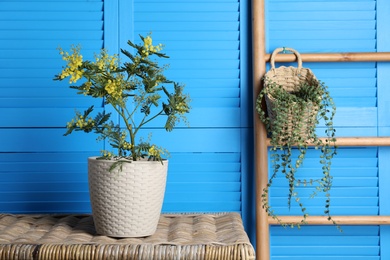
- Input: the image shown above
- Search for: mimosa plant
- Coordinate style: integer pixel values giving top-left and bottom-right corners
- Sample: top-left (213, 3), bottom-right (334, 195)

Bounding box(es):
top-left (55, 35), bottom-right (190, 167)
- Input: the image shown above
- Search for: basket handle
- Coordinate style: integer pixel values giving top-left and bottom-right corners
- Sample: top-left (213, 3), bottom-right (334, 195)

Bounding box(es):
top-left (270, 47), bottom-right (302, 71)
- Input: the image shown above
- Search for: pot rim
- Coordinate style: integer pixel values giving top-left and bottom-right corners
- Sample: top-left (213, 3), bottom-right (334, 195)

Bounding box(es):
top-left (88, 156), bottom-right (168, 164)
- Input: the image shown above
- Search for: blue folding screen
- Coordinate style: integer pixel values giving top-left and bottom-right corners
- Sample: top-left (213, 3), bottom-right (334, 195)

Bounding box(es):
top-left (0, 0), bottom-right (104, 213)
top-left (131, 0), bottom-right (247, 213)
top-left (265, 0), bottom-right (390, 259)
top-left (0, 0), bottom-right (252, 223)
top-left (4, 0), bottom-right (389, 258)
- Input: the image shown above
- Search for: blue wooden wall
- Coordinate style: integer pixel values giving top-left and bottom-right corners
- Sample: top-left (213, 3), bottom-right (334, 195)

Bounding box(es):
top-left (2, 0), bottom-right (390, 258)
top-left (0, 0), bottom-right (252, 227)
top-left (265, 0), bottom-right (390, 259)
top-left (0, 0), bottom-right (105, 213)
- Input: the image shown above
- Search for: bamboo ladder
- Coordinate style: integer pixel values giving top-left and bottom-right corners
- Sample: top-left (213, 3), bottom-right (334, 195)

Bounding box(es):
top-left (252, 0), bottom-right (390, 259)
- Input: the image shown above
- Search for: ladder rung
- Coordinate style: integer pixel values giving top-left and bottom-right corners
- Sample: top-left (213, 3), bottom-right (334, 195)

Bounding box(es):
top-left (265, 52), bottom-right (390, 63)
top-left (268, 216), bottom-right (390, 225)
top-left (266, 137), bottom-right (390, 147)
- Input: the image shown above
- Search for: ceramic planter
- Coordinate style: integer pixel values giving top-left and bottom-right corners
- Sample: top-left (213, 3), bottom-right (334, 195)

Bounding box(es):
top-left (88, 157), bottom-right (168, 237)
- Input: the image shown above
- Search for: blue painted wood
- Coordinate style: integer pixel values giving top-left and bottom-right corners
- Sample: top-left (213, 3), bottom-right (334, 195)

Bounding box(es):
top-left (0, 49), bottom-right (98, 59)
top-left (271, 187), bottom-right (378, 197)
top-left (138, 108), bottom-right (240, 127)
top-left (0, 149), bottom-right (243, 213)
top-left (135, 31), bottom-right (240, 41)
top-left (379, 148), bottom-right (390, 258)
top-left (0, 21), bottom-right (103, 30)
top-left (0, 0), bottom-right (105, 147)
top-left (0, 31), bottom-right (103, 41)
top-left (129, 0), bottom-right (244, 217)
top-left (378, 62), bottom-right (390, 136)
top-left (0, 108), bottom-right (95, 127)
top-left (377, 0), bottom-right (390, 257)
top-left (268, 2), bottom-right (376, 12)
top-left (271, 225), bottom-right (380, 259)
top-left (265, 0), bottom-right (385, 257)
top-left (377, 0), bottom-right (390, 136)
top-left (165, 68), bottom-right (239, 79)
top-left (0, 129), bottom-right (102, 152)
top-left (271, 197), bottom-right (378, 207)
top-left (273, 236), bottom-right (379, 246)
top-left (267, 1), bottom-right (377, 52)
top-left (1, 12), bottom-right (103, 20)
top-left (135, 12), bottom-right (239, 22)
top-left (268, 146), bottom-right (379, 216)
top-left (118, 0), bottom-right (133, 54)
top-left (154, 50), bottom-right (240, 60)
top-left (168, 162), bottom-right (240, 172)
top-left (134, 3), bottom-right (239, 12)
top-left (0, 2), bottom-right (103, 11)
top-left (104, 0), bottom-right (119, 53)
top-left (239, 0), bottom-right (253, 239)
top-left (270, 21), bottom-right (375, 30)
top-left (0, 129), bottom-right (242, 152)
top-left (167, 59), bottom-right (239, 69)
top-left (0, 0), bottom-right (245, 220)
top-left (1, 192), bottom-right (90, 202)
top-left (135, 22), bottom-right (239, 31)
top-left (0, 182), bottom-right (89, 193)
top-left (269, 11), bottom-right (375, 21)
top-left (272, 257), bottom-right (379, 260)
top-left (271, 225), bottom-right (380, 236)
top-left (162, 202), bottom-right (241, 213)
top-left (272, 246), bottom-right (379, 257)
top-left (136, 129), bottom-right (241, 153)
top-left (0, 202), bottom-right (92, 214)
top-left (270, 30), bottom-right (376, 40)
top-left (0, 191), bottom-right (240, 204)
top-left (0, 98), bottom-right (102, 108)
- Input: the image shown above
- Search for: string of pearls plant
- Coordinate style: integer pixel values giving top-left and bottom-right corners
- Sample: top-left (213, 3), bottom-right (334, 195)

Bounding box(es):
top-left (55, 35), bottom-right (191, 170)
top-left (256, 79), bottom-right (337, 228)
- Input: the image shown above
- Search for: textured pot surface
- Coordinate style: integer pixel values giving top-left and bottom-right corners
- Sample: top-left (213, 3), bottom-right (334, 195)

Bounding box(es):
top-left (88, 157), bottom-right (168, 237)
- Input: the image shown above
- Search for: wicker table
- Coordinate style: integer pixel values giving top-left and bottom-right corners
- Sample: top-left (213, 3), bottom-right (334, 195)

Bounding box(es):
top-left (0, 213), bottom-right (255, 260)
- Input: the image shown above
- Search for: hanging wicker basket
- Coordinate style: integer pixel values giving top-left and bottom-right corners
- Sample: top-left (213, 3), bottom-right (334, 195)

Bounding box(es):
top-left (263, 47), bottom-right (321, 143)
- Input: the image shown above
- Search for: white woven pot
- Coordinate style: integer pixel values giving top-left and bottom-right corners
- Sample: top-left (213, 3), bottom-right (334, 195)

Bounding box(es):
top-left (88, 157), bottom-right (168, 237)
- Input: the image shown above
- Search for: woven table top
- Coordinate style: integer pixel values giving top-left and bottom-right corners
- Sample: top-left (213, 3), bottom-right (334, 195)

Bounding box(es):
top-left (0, 213), bottom-right (255, 260)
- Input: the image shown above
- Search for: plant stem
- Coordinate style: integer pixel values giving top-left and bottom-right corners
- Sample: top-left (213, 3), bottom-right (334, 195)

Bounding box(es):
top-left (135, 108), bottom-right (164, 136)
top-left (112, 104), bottom-right (137, 160)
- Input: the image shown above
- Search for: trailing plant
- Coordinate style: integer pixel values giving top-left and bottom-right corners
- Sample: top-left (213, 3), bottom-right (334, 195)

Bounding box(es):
top-left (256, 78), bottom-right (337, 227)
top-left (55, 35), bottom-right (190, 169)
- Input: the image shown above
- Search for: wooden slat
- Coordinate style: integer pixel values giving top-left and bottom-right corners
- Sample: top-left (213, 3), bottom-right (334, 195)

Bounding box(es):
top-left (265, 52), bottom-right (390, 62)
top-left (254, 2), bottom-right (390, 260)
top-left (268, 216), bottom-right (390, 226)
top-left (252, 0), bottom-right (269, 259)
top-left (266, 137), bottom-right (390, 147)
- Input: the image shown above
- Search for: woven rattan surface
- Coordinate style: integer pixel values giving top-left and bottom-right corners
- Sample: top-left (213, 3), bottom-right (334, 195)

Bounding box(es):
top-left (0, 213), bottom-right (255, 260)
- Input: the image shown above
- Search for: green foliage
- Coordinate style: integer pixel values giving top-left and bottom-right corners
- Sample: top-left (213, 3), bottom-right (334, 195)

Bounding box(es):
top-left (256, 78), bottom-right (337, 228)
top-left (55, 34), bottom-right (191, 165)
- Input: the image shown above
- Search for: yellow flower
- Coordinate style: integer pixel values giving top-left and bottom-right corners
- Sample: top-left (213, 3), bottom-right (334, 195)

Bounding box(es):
top-left (83, 82), bottom-right (92, 95)
top-left (58, 46), bottom-right (84, 83)
top-left (96, 58), bottom-right (105, 70)
top-left (144, 36), bottom-right (152, 48)
top-left (142, 35), bottom-right (163, 57)
top-left (95, 50), bottom-right (118, 71)
top-left (122, 142), bottom-right (133, 150)
top-left (104, 76), bottom-right (124, 100)
top-left (109, 57), bottom-right (118, 70)
top-left (148, 145), bottom-right (160, 157)
top-left (101, 150), bottom-right (114, 158)
top-left (66, 119), bottom-right (75, 128)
